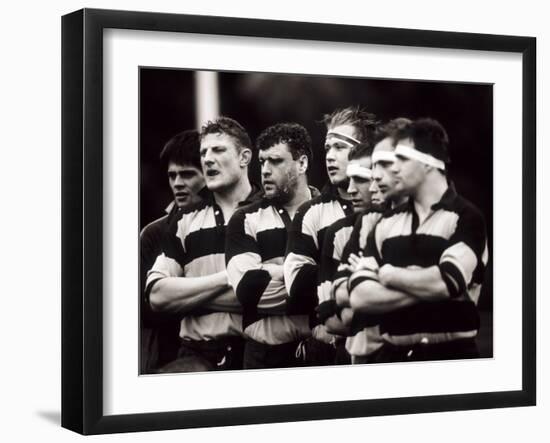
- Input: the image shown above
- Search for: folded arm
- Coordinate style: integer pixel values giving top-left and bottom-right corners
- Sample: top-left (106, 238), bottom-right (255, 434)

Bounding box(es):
top-left (378, 264), bottom-right (450, 301)
top-left (148, 269), bottom-right (229, 313)
top-left (349, 277), bottom-right (419, 314)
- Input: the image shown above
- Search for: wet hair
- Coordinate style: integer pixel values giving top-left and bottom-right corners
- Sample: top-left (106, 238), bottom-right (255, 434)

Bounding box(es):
top-left (159, 129), bottom-right (201, 171)
top-left (396, 118), bottom-right (450, 164)
top-left (373, 117), bottom-right (413, 146)
top-left (348, 142), bottom-right (374, 161)
top-left (200, 116), bottom-right (252, 152)
top-left (256, 122), bottom-right (312, 163)
top-left (323, 106), bottom-right (379, 147)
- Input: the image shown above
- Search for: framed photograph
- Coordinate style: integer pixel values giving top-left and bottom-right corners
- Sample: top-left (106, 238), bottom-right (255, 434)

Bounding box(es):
top-left (61, 8), bottom-right (536, 435)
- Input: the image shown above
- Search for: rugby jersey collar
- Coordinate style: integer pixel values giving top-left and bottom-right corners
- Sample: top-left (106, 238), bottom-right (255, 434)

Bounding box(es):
top-left (387, 184), bottom-right (458, 217)
top-left (200, 182), bottom-right (262, 207)
top-left (430, 186), bottom-right (458, 211)
top-left (164, 200), bottom-right (175, 214)
top-left (321, 183), bottom-right (354, 214)
top-left (240, 182), bottom-right (263, 207)
top-left (264, 185), bottom-right (321, 226)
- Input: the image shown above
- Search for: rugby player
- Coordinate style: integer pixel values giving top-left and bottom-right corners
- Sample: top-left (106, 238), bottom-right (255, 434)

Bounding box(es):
top-left (334, 118), bottom-right (412, 363)
top-left (283, 106), bottom-right (378, 365)
top-left (348, 118), bottom-right (488, 362)
top-left (146, 117), bottom-right (261, 372)
top-left (226, 123), bottom-right (318, 369)
top-left (140, 129), bottom-right (205, 373)
top-left (317, 142), bottom-right (375, 363)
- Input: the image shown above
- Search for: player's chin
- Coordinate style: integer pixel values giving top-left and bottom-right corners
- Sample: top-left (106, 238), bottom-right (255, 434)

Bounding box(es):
top-left (175, 196), bottom-right (189, 207)
top-left (329, 175), bottom-right (347, 186)
top-left (205, 176), bottom-right (225, 191)
top-left (264, 189), bottom-right (277, 198)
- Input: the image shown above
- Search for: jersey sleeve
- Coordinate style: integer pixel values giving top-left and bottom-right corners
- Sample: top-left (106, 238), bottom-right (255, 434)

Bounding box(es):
top-left (347, 228), bottom-right (382, 294)
top-left (438, 206), bottom-right (488, 299)
top-left (225, 209), bottom-right (272, 311)
top-left (317, 219), bottom-right (353, 323)
top-left (144, 213), bottom-right (186, 301)
top-left (283, 202), bottom-right (319, 315)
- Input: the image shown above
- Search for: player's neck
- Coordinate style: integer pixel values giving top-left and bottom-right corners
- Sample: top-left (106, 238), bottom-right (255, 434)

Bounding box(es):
top-left (413, 174), bottom-right (448, 221)
top-left (284, 180), bottom-right (311, 219)
top-left (391, 195), bottom-right (409, 208)
top-left (214, 176), bottom-right (252, 220)
top-left (336, 184), bottom-right (351, 201)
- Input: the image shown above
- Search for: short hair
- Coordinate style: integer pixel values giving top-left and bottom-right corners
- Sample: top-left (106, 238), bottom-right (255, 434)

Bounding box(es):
top-left (256, 122), bottom-right (312, 163)
top-left (373, 117), bottom-right (413, 146)
top-left (323, 106), bottom-right (379, 147)
top-left (159, 129), bottom-right (201, 171)
top-left (200, 116), bottom-right (252, 152)
top-left (396, 118), bottom-right (451, 164)
top-left (348, 142), bottom-right (374, 161)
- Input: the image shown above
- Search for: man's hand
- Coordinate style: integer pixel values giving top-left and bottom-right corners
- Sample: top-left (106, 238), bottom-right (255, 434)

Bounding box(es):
top-left (347, 253), bottom-right (378, 273)
top-left (262, 263), bottom-right (284, 282)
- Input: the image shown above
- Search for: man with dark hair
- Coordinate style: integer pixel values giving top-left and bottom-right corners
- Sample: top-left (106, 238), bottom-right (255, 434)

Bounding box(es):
top-left (140, 129), bottom-right (205, 373)
top-left (225, 122), bottom-right (319, 369)
top-left (349, 118), bottom-right (488, 362)
top-left (283, 106), bottom-right (378, 365)
top-left (146, 116), bottom-right (261, 372)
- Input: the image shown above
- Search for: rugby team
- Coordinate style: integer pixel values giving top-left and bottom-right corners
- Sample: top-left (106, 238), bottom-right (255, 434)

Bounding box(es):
top-left (140, 107), bottom-right (488, 373)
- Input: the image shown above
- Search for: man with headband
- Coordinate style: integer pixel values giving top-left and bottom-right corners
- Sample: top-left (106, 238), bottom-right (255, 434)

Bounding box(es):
top-left (333, 118), bottom-right (411, 364)
top-left (284, 106), bottom-right (378, 365)
top-left (348, 118), bottom-right (488, 362)
top-left (316, 142), bottom-right (375, 364)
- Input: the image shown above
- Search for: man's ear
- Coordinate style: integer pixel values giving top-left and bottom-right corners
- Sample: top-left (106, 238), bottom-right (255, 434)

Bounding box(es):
top-left (298, 154), bottom-right (309, 174)
top-left (240, 148), bottom-right (252, 167)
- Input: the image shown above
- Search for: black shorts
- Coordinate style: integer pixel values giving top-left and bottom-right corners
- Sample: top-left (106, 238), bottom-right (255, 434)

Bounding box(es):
top-left (157, 336), bottom-right (245, 373)
top-left (243, 338), bottom-right (302, 369)
top-left (372, 338), bottom-right (479, 364)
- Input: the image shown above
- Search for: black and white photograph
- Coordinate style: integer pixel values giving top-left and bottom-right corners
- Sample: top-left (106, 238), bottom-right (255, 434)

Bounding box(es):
top-left (139, 68), bottom-right (493, 374)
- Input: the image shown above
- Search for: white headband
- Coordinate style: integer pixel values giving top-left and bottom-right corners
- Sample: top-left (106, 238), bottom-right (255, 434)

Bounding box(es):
top-left (326, 130), bottom-right (361, 148)
top-left (372, 151), bottom-right (396, 164)
top-left (395, 144), bottom-right (446, 170)
top-left (346, 163), bottom-right (373, 179)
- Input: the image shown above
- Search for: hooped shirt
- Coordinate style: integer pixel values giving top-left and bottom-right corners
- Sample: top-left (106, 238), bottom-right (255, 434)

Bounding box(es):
top-left (145, 185), bottom-right (262, 341)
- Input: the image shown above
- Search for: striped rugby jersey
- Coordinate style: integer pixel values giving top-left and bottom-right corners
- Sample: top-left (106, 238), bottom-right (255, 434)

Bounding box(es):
top-left (284, 184), bottom-right (354, 313)
top-left (145, 186), bottom-right (261, 342)
top-left (320, 210), bottom-right (385, 357)
top-left (317, 213), bottom-right (359, 323)
top-left (284, 184), bottom-right (354, 343)
top-left (225, 187), bottom-right (319, 345)
top-left (350, 187), bottom-right (489, 346)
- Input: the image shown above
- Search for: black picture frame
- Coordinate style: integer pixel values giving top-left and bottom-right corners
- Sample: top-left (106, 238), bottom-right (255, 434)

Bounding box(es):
top-left (61, 8), bottom-right (536, 435)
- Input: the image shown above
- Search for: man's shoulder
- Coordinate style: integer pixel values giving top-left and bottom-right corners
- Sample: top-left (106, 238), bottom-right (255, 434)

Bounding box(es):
top-left (296, 188), bottom-right (338, 216)
top-left (229, 199), bottom-right (269, 228)
top-left (327, 213), bottom-right (358, 235)
top-left (452, 193), bottom-right (485, 219)
top-left (140, 214), bottom-right (169, 239)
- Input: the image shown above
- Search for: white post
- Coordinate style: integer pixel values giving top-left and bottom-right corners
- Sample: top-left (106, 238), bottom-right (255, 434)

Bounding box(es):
top-left (194, 70), bottom-right (220, 129)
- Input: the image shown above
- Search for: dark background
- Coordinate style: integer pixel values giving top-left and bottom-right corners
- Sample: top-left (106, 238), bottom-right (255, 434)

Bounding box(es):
top-left (139, 68), bottom-right (493, 352)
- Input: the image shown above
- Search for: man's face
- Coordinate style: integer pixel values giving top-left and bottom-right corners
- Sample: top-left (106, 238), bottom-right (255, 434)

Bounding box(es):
top-left (200, 133), bottom-right (247, 192)
top-left (325, 124), bottom-right (357, 188)
top-left (346, 156), bottom-right (373, 213)
top-left (167, 162), bottom-right (205, 209)
top-left (371, 137), bottom-right (399, 204)
top-left (390, 138), bottom-right (426, 195)
top-left (260, 143), bottom-right (303, 204)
